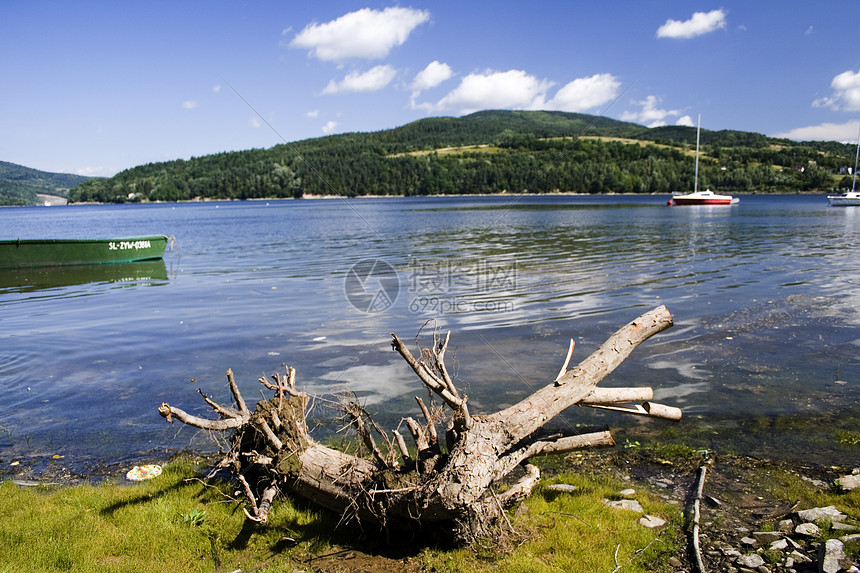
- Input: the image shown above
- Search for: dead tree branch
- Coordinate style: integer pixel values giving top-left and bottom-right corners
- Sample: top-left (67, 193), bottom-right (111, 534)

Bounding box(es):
top-left (158, 305), bottom-right (679, 544)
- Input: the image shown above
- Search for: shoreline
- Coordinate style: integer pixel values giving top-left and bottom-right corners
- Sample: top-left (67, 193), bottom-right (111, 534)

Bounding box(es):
top-left (10, 189), bottom-right (823, 208)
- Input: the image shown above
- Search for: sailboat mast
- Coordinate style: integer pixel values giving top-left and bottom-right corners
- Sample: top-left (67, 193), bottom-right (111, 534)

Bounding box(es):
top-left (694, 114), bottom-right (701, 193)
top-left (852, 122), bottom-right (859, 193)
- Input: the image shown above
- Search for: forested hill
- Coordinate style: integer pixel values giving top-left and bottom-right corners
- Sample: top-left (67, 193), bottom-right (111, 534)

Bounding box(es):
top-left (0, 161), bottom-right (91, 206)
top-left (68, 110), bottom-right (859, 203)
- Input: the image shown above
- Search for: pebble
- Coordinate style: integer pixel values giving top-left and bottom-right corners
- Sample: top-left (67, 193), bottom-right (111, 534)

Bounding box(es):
top-left (838, 473), bottom-right (860, 491)
top-left (639, 514), bottom-right (666, 528)
top-left (796, 505), bottom-right (847, 523)
top-left (736, 553), bottom-right (765, 568)
top-left (545, 483), bottom-right (578, 493)
top-left (819, 539), bottom-right (850, 573)
top-left (602, 499), bottom-right (643, 513)
top-left (794, 522), bottom-right (820, 537)
top-left (752, 531), bottom-right (781, 544)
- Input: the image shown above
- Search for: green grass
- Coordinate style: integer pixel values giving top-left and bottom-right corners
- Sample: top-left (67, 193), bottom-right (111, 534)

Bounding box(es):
top-left (754, 466), bottom-right (860, 521)
top-left (0, 457), bottom-right (684, 572)
top-left (419, 471), bottom-right (683, 573)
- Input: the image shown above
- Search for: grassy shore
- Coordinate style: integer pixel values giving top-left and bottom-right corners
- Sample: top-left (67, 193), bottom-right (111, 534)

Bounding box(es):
top-left (0, 453), bottom-right (684, 573)
top-left (2, 446), bottom-right (858, 572)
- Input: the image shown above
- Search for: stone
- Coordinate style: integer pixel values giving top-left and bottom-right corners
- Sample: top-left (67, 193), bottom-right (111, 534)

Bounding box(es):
top-left (837, 474), bottom-right (860, 491)
top-left (788, 550), bottom-right (811, 563)
top-left (831, 521), bottom-right (859, 532)
top-left (639, 514), bottom-right (666, 528)
top-left (740, 536), bottom-right (758, 547)
top-left (818, 538), bottom-right (851, 573)
top-left (602, 499), bottom-right (643, 512)
top-left (545, 484), bottom-right (578, 493)
top-left (841, 533), bottom-right (860, 543)
top-left (769, 538), bottom-right (788, 551)
top-left (794, 522), bottom-right (820, 536)
top-left (618, 488), bottom-right (636, 498)
top-left (777, 519), bottom-right (795, 533)
top-left (796, 505), bottom-right (847, 523)
top-left (736, 553), bottom-right (765, 568)
top-left (752, 531), bottom-right (782, 544)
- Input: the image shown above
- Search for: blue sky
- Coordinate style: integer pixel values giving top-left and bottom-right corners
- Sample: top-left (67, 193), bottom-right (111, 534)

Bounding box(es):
top-left (3, 1), bottom-right (860, 177)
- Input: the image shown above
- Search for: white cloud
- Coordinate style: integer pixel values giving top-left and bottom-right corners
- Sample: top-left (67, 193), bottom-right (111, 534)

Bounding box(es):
top-left (411, 60), bottom-right (453, 93)
top-left (676, 115), bottom-right (695, 127)
top-left (433, 69), bottom-right (554, 114)
top-left (773, 120), bottom-right (860, 142)
top-left (322, 64), bottom-right (397, 94)
top-left (322, 120), bottom-right (338, 134)
top-left (290, 7), bottom-right (430, 62)
top-left (182, 100), bottom-right (198, 110)
top-left (249, 115), bottom-right (261, 128)
top-left (657, 9), bottom-right (727, 39)
top-left (812, 68), bottom-right (860, 111)
top-left (544, 73), bottom-right (621, 113)
top-left (212, 85), bottom-right (221, 93)
top-left (305, 109), bottom-right (320, 119)
top-left (619, 95), bottom-right (686, 127)
top-left (76, 166), bottom-right (110, 177)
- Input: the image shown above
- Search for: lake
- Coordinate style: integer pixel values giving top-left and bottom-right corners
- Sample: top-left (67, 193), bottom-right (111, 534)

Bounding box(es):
top-left (1, 194), bottom-right (859, 476)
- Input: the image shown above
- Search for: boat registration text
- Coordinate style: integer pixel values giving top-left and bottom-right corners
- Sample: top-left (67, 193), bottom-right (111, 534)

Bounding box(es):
top-left (108, 240), bottom-right (152, 251)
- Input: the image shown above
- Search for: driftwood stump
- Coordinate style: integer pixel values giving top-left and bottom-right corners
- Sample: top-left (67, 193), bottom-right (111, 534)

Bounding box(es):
top-left (159, 305), bottom-right (680, 544)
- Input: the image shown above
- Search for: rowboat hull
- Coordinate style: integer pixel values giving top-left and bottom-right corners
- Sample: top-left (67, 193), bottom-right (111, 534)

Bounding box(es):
top-left (0, 235), bottom-right (169, 269)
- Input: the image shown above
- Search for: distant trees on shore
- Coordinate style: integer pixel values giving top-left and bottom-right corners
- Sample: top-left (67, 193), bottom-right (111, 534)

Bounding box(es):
top-left (66, 110), bottom-right (857, 204)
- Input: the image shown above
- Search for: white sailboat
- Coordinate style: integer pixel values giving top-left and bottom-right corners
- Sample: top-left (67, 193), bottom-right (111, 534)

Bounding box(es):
top-left (669, 114), bottom-right (738, 206)
top-left (827, 124), bottom-right (860, 207)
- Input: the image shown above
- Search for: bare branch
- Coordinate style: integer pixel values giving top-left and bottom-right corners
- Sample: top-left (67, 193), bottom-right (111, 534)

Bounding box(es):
top-left (158, 403), bottom-right (246, 430)
top-left (585, 402), bottom-right (682, 421)
top-left (391, 333), bottom-right (463, 408)
top-left (415, 396), bottom-right (438, 447)
top-left (405, 417), bottom-right (430, 452)
top-left (226, 368), bottom-right (250, 416)
top-left (554, 339), bottom-right (575, 381)
top-left (580, 387), bottom-right (653, 404)
top-left (497, 463), bottom-right (541, 507)
top-left (393, 429), bottom-right (411, 462)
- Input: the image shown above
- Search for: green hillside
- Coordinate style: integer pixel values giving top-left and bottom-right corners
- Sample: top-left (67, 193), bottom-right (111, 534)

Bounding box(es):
top-left (0, 161), bottom-right (91, 206)
top-left (64, 110), bottom-right (860, 203)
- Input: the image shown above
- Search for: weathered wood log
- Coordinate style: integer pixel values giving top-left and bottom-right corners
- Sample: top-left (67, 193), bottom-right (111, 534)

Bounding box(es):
top-left (158, 305), bottom-right (679, 544)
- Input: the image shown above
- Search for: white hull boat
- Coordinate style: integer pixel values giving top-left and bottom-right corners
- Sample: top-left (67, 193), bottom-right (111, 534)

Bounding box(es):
top-left (669, 114), bottom-right (737, 206)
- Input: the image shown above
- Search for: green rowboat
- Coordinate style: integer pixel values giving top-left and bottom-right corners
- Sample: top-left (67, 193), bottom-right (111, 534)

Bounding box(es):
top-left (0, 235), bottom-right (170, 269)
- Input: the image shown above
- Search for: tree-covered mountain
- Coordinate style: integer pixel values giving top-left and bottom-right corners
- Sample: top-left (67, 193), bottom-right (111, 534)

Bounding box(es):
top-left (0, 161), bottom-right (91, 206)
top-left (63, 110), bottom-right (860, 203)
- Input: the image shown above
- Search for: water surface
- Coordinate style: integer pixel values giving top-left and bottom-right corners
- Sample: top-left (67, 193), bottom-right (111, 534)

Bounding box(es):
top-left (1, 194), bottom-right (858, 474)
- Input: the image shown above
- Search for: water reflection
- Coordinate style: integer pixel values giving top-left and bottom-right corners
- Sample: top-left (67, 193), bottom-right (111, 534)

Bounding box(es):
top-left (0, 260), bottom-right (168, 294)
